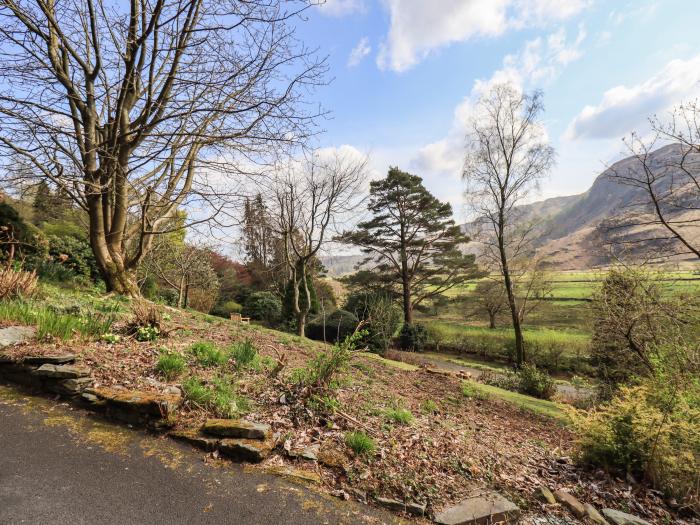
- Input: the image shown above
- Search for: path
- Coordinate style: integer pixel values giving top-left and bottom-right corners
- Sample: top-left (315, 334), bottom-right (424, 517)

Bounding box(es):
top-left (0, 384), bottom-right (397, 525)
top-left (391, 351), bottom-right (593, 402)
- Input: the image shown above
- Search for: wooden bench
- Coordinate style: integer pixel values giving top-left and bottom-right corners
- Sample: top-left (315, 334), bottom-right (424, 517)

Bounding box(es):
top-left (230, 313), bottom-right (250, 324)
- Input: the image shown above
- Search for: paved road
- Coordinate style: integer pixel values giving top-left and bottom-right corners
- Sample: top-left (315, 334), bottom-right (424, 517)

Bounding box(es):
top-left (0, 384), bottom-right (398, 525)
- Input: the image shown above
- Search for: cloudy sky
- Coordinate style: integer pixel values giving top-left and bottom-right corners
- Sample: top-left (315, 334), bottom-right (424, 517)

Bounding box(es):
top-left (298, 0), bottom-right (700, 221)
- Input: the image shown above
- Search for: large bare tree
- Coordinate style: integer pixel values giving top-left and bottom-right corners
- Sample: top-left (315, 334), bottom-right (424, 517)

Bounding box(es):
top-left (603, 102), bottom-right (700, 262)
top-left (0, 0), bottom-right (324, 295)
top-left (269, 150), bottom-right (365, 336)
top-left (463, 84), bottom-right (555, 366)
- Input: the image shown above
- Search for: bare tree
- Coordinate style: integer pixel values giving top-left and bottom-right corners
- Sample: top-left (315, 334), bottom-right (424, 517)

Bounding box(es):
top-left (0, 0), bottom-right (325, 295)
top-left (463, 84), bottom-right (555, 366)
top-left (269, 150), bottom-right (366, 336)
top-left (473, 278), bottom-right (506, 329)
top-left (603, 102), bottom-right (700, 261)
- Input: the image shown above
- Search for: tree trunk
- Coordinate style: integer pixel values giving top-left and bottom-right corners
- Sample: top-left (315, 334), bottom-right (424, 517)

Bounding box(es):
top-left (297, 311), bottom-right (306, 338)
top-left (500, 253), bottom-right (524, 366)
top-left (102, 267), bottom-right (140, 297)
top-left (488, 311), bottom-right (496, 329)
top-left (402, 276), bottom-right (413, 325)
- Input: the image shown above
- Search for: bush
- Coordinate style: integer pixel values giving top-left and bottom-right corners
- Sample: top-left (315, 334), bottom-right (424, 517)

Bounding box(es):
top-left (306, 309), bottom-right (359, 343)
top-left (188, 341), bottom-right (229, 367)
top-left (570, 383), bottom-right (700, 511)
top-left (243, 291), bottom-right (282, 325)
top-left (45, 234), bottom-right (99, 281)
top-left (156, 288), bottom-right (179, 307)
top-left (384, 407), bottom-right (413, 425)
top-left (398, 323), bottom-right (428, 352)
top-left (0, 267), bottom-right (37, 299)
top-left (156, 350), bottom-right (187, 380)
top-left (344, 431), bottom-right (376, 456)
top-left (135, 325), bottom-right (160, 342)
top-left (517, 363), bottom-right (556, 400)
top-left (345, 291), bottom-right (401, 353)
top-left (182, 376), bottom-right (249, 418)
top-left (211, 300), bottom-right (243, 319)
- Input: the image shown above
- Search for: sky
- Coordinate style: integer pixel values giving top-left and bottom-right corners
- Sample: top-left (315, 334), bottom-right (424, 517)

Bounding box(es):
top-left (297, 0), bottom-right (700, 222)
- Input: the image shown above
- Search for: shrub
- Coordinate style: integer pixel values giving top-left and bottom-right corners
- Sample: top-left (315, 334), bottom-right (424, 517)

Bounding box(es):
top-left (0, 267), bottom-right (38, 299)
top-left (156, 349), bottom-right (187, 380)
top-left (517, 363), bottom-right (556, 400)
top-left (188, 341), bottom-right (229, 367)
top-left (384, 407), bottom-right (413, 425)
top-left (570, 383), bottom-right (700, 511)
top-left (211, 300), bottom-right (243, 318)
top-left (46, 234), bottom-right (99, 281)
top-left (345, 291), bottom-right (402, 353)
top-left (156, 288), bottom-right (179, 307)
top-left (182, 376), bottom-right (249, 418)
top-left (398, 322), bottom-right (429, 352)
top-left (243, 291), bottom-right (282, 325)
top-left (344, 431), bottom-right (376, 456)
top-left (129, 300), bottom-right (162, 334)
top-left (228, 340), bottom-right (260, 370)
top-left (306, 309), bottom-right (359, 343)
top-left (135, 325), bottom-right (160, 342)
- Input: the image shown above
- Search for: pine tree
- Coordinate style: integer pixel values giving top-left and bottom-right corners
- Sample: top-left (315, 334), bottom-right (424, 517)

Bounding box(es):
top-left (340, 167), bottom-right (480, 326)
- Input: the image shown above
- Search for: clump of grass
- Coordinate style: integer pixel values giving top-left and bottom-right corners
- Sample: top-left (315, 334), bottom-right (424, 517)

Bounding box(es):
top-left (461, 381), bottom-right (490, 400)
top-left (345, 431), bottom-right (376, 456)
top-left (156, 349), bottom-right (187, 380)
top-left (384, 407), bottom-right (414, 425)
top-left (182, 376), bottom-right (249, 418)
top-left (421, 399), bottom-right (438, 414)
top-left (228, 340), bottom-right (260, 370)
top-left (188, 341), bottom-right (229, 367)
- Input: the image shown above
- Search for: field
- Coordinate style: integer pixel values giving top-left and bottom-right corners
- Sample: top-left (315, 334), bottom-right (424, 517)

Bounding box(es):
top-left (417, 267), bottom-right (700, 376)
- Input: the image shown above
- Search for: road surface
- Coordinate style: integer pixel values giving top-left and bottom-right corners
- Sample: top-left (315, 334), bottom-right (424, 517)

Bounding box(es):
top-left (0, 384), bottom-right (398, 525)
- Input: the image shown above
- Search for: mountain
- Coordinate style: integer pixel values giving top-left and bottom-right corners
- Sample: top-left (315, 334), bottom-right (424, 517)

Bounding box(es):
top-left (509, 144), bottom-right (700, 269)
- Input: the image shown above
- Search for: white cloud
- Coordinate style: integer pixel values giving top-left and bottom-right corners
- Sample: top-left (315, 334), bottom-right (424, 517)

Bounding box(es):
top-left (315, 0), bottom-right (365, 17)
top-left (566, 54), bottom-right (700, 140)
top-left (412, 27), bottom-right (586, 179)
top-left (376, 0), bottom-right (589, 72)
top-left (347, 37), bottom-right (371, 67)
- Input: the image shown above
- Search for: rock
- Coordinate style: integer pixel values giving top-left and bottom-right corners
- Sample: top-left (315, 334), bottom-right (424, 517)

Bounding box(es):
top-left (317, 447), bottom-right (350, 472)
top-left (538, 486), bottom-right (557, 505)
top-left (218, 438), bottom-right (272, 463)
top-left (169, 429), bottom-right (219, 451)
top-left (23, 354), bottom-right (76, 365)
top-left (585, 503), bottom-right (609, 525)
top-left (48, 377), bottom-right (93, 395)
top-left (554, 490), bottom-right (585, 518)
top-left (0, 326), bottom-right (35, 347)
top-left (433, 490), bottom-right (520, 525)
top-left (262, 466), bottom-right (321, 485)
top-left (300, 444), bottom-right (319, 461)
top-left (602, 509), bottom-right (652, 525)
top-left (406, 501), bottom-right (426, 517)
top-left (80, 393), bottom-right (99, 404)
top-left (375, 497), bottom-right (405, 512)
top-left (89, 387), bottom-right (182, 418)
top-left (164, 386), bottom-right (181, 396)
top-left (202, 419), bottom-right (270, 440)
top-left (33, 364), bottom-right (90, 379)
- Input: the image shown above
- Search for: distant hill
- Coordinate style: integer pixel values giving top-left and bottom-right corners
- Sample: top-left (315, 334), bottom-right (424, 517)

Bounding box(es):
top-left (320, 254), bottom-right (366, 277)
top-left (484, 144), bottom-right (700, 269)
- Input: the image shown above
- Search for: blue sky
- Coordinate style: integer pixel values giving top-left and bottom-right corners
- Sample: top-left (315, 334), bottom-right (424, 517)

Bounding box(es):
top-left (297, 0), bottom-right (700, 221)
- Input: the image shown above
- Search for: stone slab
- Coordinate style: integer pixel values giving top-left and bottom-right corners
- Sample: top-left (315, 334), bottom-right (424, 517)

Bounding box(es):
top-left (554, 490), bottom-right (585, 518)
top-left (33, 364), bottom-right (90, 379)
top-left (602, 509), bottom-right (652, 525)
top-left (218, 438), bottom-right (273, 463)
top-left (23, 355), bottom-right (76, 365)
top-left (433, 490), bottom-right (520, 525)
top-left (0, 326), bottom-right (35, 347)
top-left (202, 419), bottom-right (270, 440)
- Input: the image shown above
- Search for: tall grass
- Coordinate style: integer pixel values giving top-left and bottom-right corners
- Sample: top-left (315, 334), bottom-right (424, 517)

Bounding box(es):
top-left (0, 299), bottom-right (114, 341)
top-left (424, 321), bottom-right (591, 373)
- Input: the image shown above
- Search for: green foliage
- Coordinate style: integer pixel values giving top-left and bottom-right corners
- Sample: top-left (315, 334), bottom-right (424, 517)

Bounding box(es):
top-left (517, 364), bottom-right (556, 400)
top-left (228, 340), bottom-right (261, 370)
top-left (156, 349), bottom-right (187, 380)
top-left (45, 234), bottom-right (100, 281)
top-left (399, 322), bottom-right (429, 352)
top-left (135, 325), bottom-right (160, 342)
top-left (306, 309), bottom-right (359, 343)
top-left (344, 291), bottom-right (401, 353)
top-left (292, 330), bottom-right (366, 392)
top-left (100, 333), bottom-right (120, 344)
top-left (211, 300), bottom-right (243, 318)
top-left (344, 431), bottom-right (376, 456)
top-left (0, 201), bottom-right (49, 268)
top-left (384, 407), bottom-right (413, 424)
top-left (421, 399), bottom-right (438, 414)
top-left (182, 376), bottom-right (249, 418)
top-left (243, 291), bottom-right (282, 325)
top-left (188, 341), bottom-right (229, 367)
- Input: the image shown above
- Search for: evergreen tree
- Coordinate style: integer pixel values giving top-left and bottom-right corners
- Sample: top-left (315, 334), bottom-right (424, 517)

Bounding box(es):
top-left (340, 167), bottom-right (480, 326)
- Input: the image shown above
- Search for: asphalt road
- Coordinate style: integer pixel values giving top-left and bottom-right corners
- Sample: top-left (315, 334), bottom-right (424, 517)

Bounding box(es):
top-left (0, 384), bottom-right (397, 525)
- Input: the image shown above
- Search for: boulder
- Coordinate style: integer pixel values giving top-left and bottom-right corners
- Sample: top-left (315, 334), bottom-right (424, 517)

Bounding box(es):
top-left (602, 509), bottom-right (652, 525)
top-left (406, 501), bottom-right (426, 517)
top-left (33, 364), bottom-right (90, 379)
top-left (23, 354), bottom-right (76, 365)
top-left (554, 490), bottom-right (586, 518)
top-left (433, 490), bottom-right (520, 525)
top-left (317, 447), bottom-right (350, 472)
top-left (584, 503), bottom-right (609, 525)
top-left (202, 419), bottom-right (270, 440)
top-left (218, 438), bottom-right (273, 463)
top-left (169, 429), bottom-right (219, 451)
top-left (46, 377), bottom-right (94, 395)
top-left (0, 326), bottom-right (35, 347)
top-left (375, 497), bottom-right (405, 512)
top-left (89, 387), bottom-right (182, 419)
